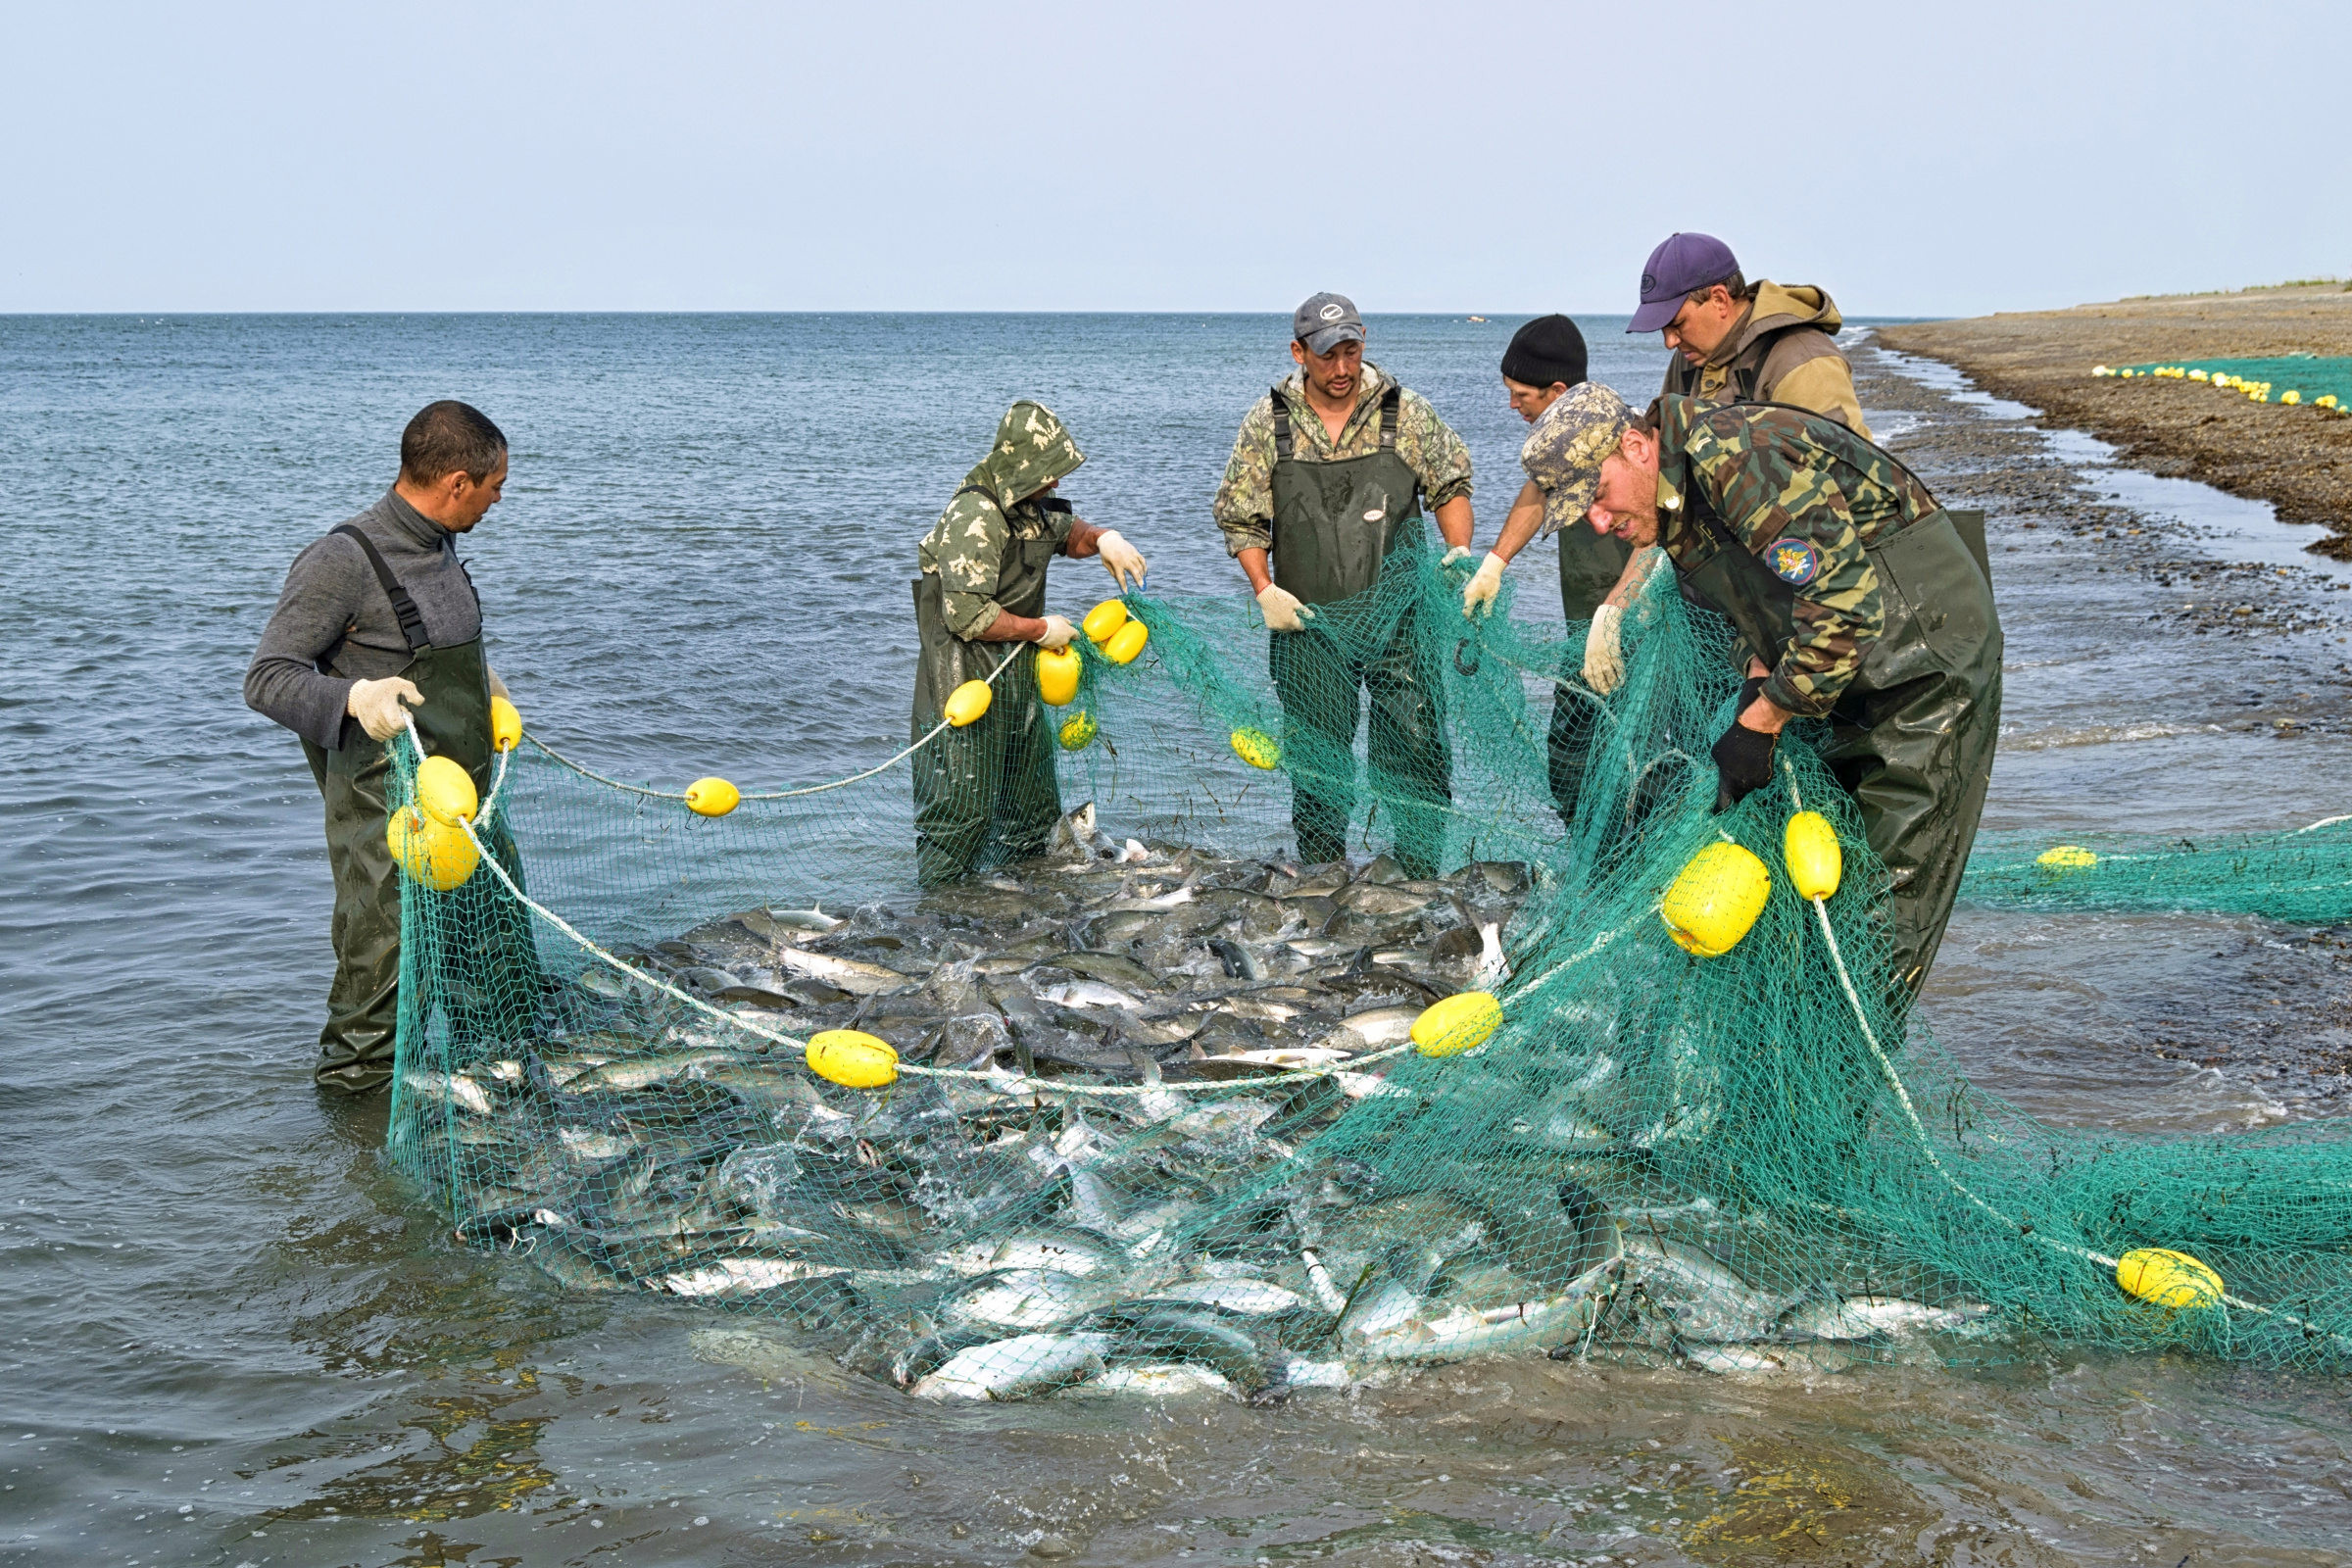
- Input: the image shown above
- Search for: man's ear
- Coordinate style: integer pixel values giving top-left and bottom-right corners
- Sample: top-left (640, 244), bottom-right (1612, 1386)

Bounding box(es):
top-left (1289, 339), bottom-right (1307, 367)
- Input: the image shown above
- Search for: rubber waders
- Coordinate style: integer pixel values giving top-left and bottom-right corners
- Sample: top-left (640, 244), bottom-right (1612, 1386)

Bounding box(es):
top-left (1546, 522), bottom-right (1636, 827)
top-left (1671, 501), bottom-right (2002, 999)
top-left (302, 526), bottom-right (540, 1095)
top-left (909, 519), bottom-right (1063, 886)
top-left (1265, 385), bottom-right (1453, 876)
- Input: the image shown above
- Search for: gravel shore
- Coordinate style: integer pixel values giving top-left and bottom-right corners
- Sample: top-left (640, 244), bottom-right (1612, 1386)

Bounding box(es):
top-left (1879, 283), bottom-right (2352, 558)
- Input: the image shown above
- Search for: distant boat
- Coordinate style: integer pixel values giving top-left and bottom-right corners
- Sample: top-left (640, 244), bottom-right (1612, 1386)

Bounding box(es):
top-left (1467, 316), bottom-right (1488, 322)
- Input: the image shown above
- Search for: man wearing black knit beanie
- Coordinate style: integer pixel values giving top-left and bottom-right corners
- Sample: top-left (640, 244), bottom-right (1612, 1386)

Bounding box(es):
top-left (1459, 315), bottom-right (1633, 827)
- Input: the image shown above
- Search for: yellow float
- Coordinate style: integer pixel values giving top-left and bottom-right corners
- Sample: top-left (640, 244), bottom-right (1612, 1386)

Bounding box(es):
top-left (1101, 619), bottom-right (1149, 666)
top-left (2116, 1248), bottom-right (2225, 1310)
top-left (1784, 810), bottom-right (1842, 901)
top-left (415, 754), bottom-right (478, 826)
top-left (808, 1029), bottom-right (899, 1089)
top-left (386, 803), bottom-right (480, 891)
top-left (1411, 992), bottom-right (1502, 1057)
top-left (1659, 841), bottom-right (1771, 957)
top-left (943, 679), bottom-right (993, 727)
top-left (2036, 845), bottom-right (2097, 869)
top-left (490, 695), bottom-right (522, 753)
top-left (1230, 727), bottom-right (1281, 769)
top-left (1058, 710), bottom-right (1098, 752)
top-left (1036, 643), bottom-right (1082, 707)
top-left (684, 776), bottom-right (741, 816)
top-left (1082, 599), bottom-right (1129, 644)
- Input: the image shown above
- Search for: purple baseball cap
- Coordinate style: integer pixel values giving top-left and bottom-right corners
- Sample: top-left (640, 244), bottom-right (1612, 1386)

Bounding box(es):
top-left (1627, 232), bottom-right (1741, 334)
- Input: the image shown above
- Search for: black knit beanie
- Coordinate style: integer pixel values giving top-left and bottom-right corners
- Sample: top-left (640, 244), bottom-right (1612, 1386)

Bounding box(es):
top-left (1500, 314), bottom-right (1589, 390)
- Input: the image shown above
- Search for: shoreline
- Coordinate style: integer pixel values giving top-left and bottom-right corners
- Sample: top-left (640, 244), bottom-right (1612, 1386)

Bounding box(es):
top-left (1878, 284), bottom-right (2352, 559)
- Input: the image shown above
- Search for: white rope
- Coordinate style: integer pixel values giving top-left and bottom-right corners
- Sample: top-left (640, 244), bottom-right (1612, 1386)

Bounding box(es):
top-left (522, 644), bottom-right (1026, 804)
top-left (438, 808), bottom-right (1412, 1098)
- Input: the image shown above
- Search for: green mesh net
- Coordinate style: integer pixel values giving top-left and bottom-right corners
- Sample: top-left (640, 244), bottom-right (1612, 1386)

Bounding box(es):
top-left (383, 537), bottom-right (2352, 1400)
top-left (2113, 356), bottom-right (2352, 409)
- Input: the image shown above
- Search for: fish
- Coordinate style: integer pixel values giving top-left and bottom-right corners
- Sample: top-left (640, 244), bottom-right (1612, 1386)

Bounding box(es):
top-left (1098, 1307), bottom-right (1272, 1396)
top-left (1328, 1004), bottom-right (1421, 1049)
top-left (1779, 1296), bottom-right (1991, 1342)
top-left (402, 1069), bottom-right (493, 1116)
top-left (1618, 1233), bottom-right (1789, 1343)
top-left (1065, 1363), bottom-right (1235, 1398)
top-left (933, 1228), bottom-right (1124, 1279)
top-left (1139, 1278), bottom-right (1306, 1316)
top-left (940, 1268), bottom-right (1126, 1333)
top-left (564, 1049), bottom-right (748, 1094)
top-left (910, 1331), bottom-right (1111, 1400)
top-left (658, 1257), bottom-right (853, 1298)
top-left (773, 946), bottom-right (910, 995)
top-left (1037, 978), bottom-right (1147, 1011)
top-left (1354, 1259), bottom-right (1622, 1363)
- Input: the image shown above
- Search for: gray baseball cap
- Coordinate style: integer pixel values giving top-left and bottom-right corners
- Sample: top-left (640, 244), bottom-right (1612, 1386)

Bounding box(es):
top-left (1293, 292), bottom-right (1365, 356)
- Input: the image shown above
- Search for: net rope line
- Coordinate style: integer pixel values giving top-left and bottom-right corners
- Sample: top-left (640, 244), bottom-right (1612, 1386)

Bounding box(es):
top-left (1783, 762), bottom-right (2333, 1343)
top-left (521, 643), bottom-right (1026, 804)
top-left (403, 727), bottom-right (1418, 1100)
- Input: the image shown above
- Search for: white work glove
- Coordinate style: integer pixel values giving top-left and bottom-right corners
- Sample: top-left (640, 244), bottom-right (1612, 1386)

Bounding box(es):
top-left (1461, 552), bottom-right (1508, 618)
top-left (1035, 614), bottom-right (1078, 651)
top-left (486, 667), bottom-right (511, 701)
top-left (1255, 582), bottom-right (1315, 633)
top-left (1583, 603), bottom-right (1625, 695)
top-left (1439, 544), bottom-right (1473, 567)
top-left (1096, 530), bottom-right (1148, 592)
top-left (347, 675), bottom-right (424, 742)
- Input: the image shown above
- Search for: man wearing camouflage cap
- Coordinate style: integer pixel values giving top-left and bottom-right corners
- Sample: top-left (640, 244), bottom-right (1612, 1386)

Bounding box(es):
top-left (1525, 390), bottom-right (2001, 997)
top-left (1213, 292), bottom-right (1476, 873)
top-left (910, 401), bottom-right (1149, 885)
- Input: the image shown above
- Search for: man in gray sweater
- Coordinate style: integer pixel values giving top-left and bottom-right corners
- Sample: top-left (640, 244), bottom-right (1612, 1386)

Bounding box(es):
top-left (246, 401), bottom-right (532, 1093)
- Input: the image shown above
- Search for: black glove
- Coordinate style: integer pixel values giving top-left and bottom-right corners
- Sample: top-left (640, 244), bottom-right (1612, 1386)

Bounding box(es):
top-left (1711, 721), bottom-right (1778, 811)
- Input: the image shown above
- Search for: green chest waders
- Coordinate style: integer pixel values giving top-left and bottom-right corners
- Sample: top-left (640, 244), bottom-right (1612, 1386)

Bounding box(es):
top-left (1547, 523), bottom-right (1638, 830)
top-left (909, 495), bottom-right (1065, 886)
top-left (1668, 495), bottom-right (2003, 998)
top-left (1265, 385), bottom-right (1452, 875)
top-left (302, 525), bottom-right (538, 1094)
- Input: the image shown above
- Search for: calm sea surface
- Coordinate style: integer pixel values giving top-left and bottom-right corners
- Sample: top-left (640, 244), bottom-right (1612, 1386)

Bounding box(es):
top-left (4, 314), bottom-right (2349, 1565)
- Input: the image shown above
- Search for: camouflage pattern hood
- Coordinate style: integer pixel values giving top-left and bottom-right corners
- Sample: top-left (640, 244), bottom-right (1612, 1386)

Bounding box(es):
top-left (962, 401), bottom-right (1085, 511)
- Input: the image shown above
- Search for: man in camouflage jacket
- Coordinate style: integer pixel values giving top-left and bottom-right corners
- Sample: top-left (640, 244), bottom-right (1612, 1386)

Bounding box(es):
top-left (1526, 390), bottom-right (2003, 996)
top-left (910, 401), bottom-right (1146, 884)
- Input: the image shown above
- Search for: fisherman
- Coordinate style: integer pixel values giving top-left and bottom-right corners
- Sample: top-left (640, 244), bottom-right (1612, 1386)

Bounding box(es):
top-left (245, 401), bottom-right (538, 1093)
top-left (1522, 388), bottom-right (2001, 996)
top-left (911, 401), bottom-right (1148, 886)
top-left (1631, 231), bottom-right (1869, 435)
top-left (1456, 317), bottom-right (1629, 826)
top-left (1214, 292), bottom-right (1475, 874)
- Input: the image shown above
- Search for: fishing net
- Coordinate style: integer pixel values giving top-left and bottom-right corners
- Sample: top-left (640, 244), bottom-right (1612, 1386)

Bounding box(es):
top-left (2108, 356), bottom-right (2352, 411)
top-left (383, 536), bottom-right (2352, 1400)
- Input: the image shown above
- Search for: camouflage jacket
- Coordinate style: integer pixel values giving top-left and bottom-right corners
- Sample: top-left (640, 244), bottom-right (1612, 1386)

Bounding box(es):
top-left (1651, 395), bottom-right (1938, 716)
top-left (1211, 363), bottom-right (1474, 557)
top-left (917, 401), bottom-right (1084, 639)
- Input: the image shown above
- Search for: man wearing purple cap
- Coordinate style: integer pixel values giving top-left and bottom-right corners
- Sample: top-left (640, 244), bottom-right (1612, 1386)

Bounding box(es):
top-left (1629, 232), bottom-right (1868, 436)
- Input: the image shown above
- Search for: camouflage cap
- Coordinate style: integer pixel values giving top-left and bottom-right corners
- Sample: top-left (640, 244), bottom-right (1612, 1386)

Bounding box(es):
top-left (1520, 381), bottom-right (1635, 536)
top-left (970, 400), bottom-right (1085, 509)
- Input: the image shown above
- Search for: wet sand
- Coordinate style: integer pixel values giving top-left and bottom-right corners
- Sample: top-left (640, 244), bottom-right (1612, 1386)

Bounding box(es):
top-left (1879, 284), bottom-right (2352, 558)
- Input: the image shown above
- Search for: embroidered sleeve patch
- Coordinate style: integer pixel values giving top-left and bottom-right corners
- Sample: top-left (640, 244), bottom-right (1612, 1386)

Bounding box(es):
top-left (1767, 538), bottom-right (1823, 587)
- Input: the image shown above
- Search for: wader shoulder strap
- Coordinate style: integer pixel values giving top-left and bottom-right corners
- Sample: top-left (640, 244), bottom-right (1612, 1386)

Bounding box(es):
top-left (1378, 384), bottom-right (1400, 450)
top-left (1269, 385), bottom-right (1294, 462)
top-left (331, 523), bottom-right (429, 653)
top-left (951, 483), bottom-right (1000, 512)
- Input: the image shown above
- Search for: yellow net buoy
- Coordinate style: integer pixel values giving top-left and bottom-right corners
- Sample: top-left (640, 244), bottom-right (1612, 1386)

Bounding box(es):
top-left (490, 695), bottom-right (522, 754)
top-left (684, 777), bottom-right (741, 817)
top-left (1058, 710), bottom-right (1098, 752)
top-left (1231, 727), bottom-right (1281, 769)
top-left (1082, 600), bottom-right (1129, 644)
top-left (415, 754), bottom-right (479, 826)
top-left (1659, 842), bottom-right (1771, 957)
top-left (2280, 390), bottom-right (2302, 406)
top-left (1036, 644), bottom-right (1082, 707)
top-left (2116, 1248), bottom-right (2225, 1310)
top-left (2037, 845), bottom-right (2097, 869)
top-left (943, 680), bottom-right (993, 727)
top-left (1101, 620), bottom-right (1149, 666)
top-left (1784, 810), bottom-right (1842, 902)
top-left (387, 804), bottom-right (480, 891)
top-left (1411, 992), bottom-right (1502, 1057)
top-left (808, 1029), bottom-right (899, 1089)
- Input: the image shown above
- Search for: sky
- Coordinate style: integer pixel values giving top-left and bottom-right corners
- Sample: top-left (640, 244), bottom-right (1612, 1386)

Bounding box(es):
top-left (4, 0), bottom-right (2346, 318)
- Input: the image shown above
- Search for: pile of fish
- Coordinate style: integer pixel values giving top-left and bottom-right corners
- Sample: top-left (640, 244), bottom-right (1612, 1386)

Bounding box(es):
top-left (406, 805), bottom-right (1999, 1400)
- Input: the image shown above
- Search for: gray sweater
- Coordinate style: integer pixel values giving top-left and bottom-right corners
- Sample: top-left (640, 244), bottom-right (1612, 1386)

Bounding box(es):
top-left (245, 489), bottom-right (485, 751)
